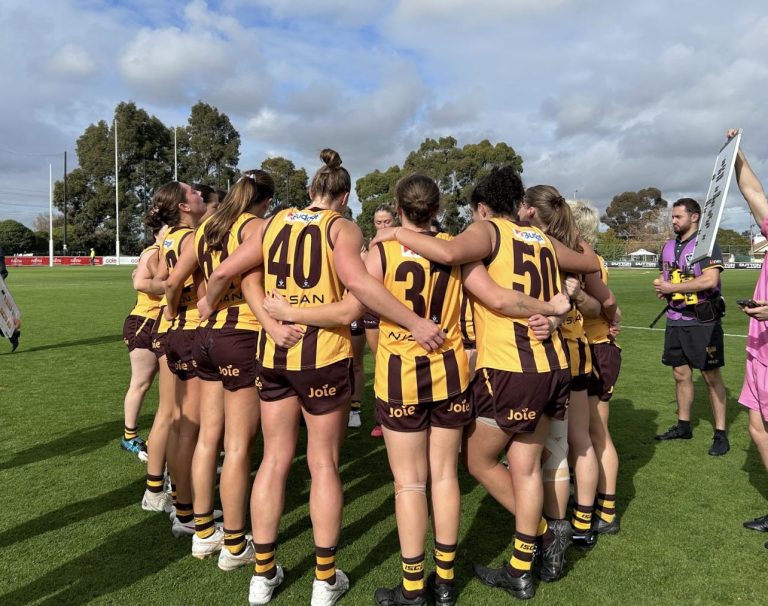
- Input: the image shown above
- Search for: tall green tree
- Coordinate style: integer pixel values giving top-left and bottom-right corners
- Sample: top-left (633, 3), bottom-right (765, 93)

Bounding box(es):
top-left (53, 102), bottom-right (174, 254)
top-left (602, 188), bottom-right (668, 239)
top-left (0, 220), bottom-right (36, 254)
top-left (260, 157), bottom-right (309, 214)
top-left (355, 138), bottom-right (523, 239)
top-left (178, 102), bottom-right (240, 188)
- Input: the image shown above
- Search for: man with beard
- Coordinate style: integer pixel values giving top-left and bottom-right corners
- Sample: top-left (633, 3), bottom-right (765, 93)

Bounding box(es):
top-left (653, 198), bottom-right (728, 456)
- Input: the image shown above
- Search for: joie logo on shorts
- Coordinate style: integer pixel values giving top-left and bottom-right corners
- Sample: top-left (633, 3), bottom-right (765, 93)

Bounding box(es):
top-left (507, 407), bottom-right (537, 422)
top-left (152, 339), bottom-right (161, 349)
top-left (255, 376), bottom-right (263, 389)
top-left (219, 365), bottom-right (241, 377)
top-left (308, 384), bottom-right (337, 398)
top-left (388, 404), bottom-right (416, 418)
top-left (447, 399), bottom-right (470, 414)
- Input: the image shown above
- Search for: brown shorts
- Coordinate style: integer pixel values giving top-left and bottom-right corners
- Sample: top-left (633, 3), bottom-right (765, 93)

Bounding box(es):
top-left (123, 314), bottom-right (155, 352)
top-left (588, 342), bottom-right (622, 401)
top-left (362, 311), bottom-right (380, 330)
top-left (166, 328), bottom-right (198, 380)
top-left (258, 358), bottom-right (353, 414)
top-left (375, 390), bottom-right (473, 432)
top-left (570, 373), bottom-right (589, 392)
top-left (195, 327), bottom-right (260, 391)
top-left (472, 368), bottom-right (570, 434)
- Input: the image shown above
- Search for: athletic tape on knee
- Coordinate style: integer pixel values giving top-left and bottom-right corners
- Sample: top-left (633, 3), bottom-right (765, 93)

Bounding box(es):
top-left (394, 481), bottom-right (427, 498)
top-left (542, 418), bottom-right (569, 481)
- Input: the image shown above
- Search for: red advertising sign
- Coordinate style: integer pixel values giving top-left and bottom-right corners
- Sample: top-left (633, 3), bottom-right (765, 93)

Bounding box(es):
top-left (4, 256), bottom-right (103, 266)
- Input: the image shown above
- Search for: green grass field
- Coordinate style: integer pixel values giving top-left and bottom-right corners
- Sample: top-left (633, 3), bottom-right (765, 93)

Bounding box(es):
top-left (1, 267), bottom-right (767, 605)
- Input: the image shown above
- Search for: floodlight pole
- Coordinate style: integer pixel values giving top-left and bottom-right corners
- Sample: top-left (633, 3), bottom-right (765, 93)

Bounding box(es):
top-left (115, 118), bottom-right (120, 265)
top-left (174, 127), bottom-right (178, 181)
top-left (49, 164), bottom-right (53, 267)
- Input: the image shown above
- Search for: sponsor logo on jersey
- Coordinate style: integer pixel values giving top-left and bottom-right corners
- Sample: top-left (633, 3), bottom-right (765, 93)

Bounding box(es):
top-left (513, 228), bottom-right (546, 244)
top-left (400, 245), bottom-right (422, 258)
top-left (285, 211), bottom-right (321, 224)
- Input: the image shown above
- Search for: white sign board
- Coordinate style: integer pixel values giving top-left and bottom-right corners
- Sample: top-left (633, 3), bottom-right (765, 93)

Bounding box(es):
top-left (0, 275), bottom-right (21, 339)
top-left (690, 130), bottom-right (742, 264)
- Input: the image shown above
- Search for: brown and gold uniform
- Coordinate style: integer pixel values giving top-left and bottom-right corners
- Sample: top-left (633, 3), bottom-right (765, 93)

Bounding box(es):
top-left (258, 207), bottom-right (353, 413)
top-left (472, 219), bottom-right (571, 434)
top-left (162, 225), bottom-right (202, 380)
top-left (373, 234), bottom-right (472, 432)
top-left (560, 274), bottom-right (593, 391)
top-left (193, 213), bottom-right (262, 391)
top-left (584, 255), bottom-right (622, 401)
top-left (123, 244), bottom-right (162, 352)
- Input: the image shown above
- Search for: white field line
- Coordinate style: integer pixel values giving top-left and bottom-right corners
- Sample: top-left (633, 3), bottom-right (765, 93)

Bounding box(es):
top-left (623, 324), bottom-right (747, 338)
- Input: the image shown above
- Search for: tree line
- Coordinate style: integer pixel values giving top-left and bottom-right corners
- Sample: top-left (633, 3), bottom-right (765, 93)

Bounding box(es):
top-left (0, 99), bottom-right (753, 257)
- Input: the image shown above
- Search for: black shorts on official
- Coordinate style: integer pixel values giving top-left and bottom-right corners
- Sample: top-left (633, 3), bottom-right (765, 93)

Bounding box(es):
top-left (166, 329), bottom-right (198, 380)
top-left (375, 390), bottom-right (473, 433)
top-left (195, 327), bottom-right (260, 391)
top-left (123, 314), bottom-right (155, 352)
top-left (362, 311), bottom-right (380, 330)
top-left (588, 342), bottom-right (622, 401)
top-left (662, 323), bottom-right (724, 371)
top-left (472, 367), bottom-right (571, 435)
top-left (257, 358), bottom-right (353, 414)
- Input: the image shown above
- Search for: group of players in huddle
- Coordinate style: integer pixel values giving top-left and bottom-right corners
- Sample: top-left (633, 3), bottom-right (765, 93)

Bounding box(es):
top-left (119, 149), bottom-right (622, 605)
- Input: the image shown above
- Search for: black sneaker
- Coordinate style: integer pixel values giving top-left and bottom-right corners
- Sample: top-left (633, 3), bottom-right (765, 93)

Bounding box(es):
top-left (708, 433), bottom-right (729, 456)
top-left (537, 519), bottom-right (572, 582)
top-left (374, 584), bottom-right (427, 606)
top-left (743, 514), bottom-right (768, 532)
top-left (571, 526), bottom-right (598, 550)
top-left (427, 572), bottom-right (456, 606)
top-left (592, 515), bottom-right (621, 535)
top-left (655, 423), bottom-right (692, 441)
top-left (473, 564), bottom-right (535, 600)
top-left (9, 329), bottom-right (20, 352)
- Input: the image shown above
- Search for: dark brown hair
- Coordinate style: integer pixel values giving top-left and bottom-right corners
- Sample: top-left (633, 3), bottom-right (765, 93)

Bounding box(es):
top-left (193, 184), bottom-right (218, 205)
top-left (673, 197), bottom-right (701, 216)
top-left (145, 181), bottom-right (184, 232)
top-left (394, 174), bottom-right (440, 228)
top-left (204, 170), bottom-right (274, 251)
top-left (309, 148), bottom-right (351, 199)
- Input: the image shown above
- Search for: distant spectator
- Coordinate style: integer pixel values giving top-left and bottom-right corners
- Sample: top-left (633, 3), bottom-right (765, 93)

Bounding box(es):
top-left (90, 247), bottom-right (96, 266)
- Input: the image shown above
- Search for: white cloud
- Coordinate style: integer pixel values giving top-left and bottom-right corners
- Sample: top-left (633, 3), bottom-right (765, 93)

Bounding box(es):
top-left (45, 44), bottom-right (98, 79)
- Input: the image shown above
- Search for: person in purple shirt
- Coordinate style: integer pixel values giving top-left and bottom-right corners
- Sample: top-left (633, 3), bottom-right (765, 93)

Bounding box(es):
top-left (730, 129), bottom-right (768, 543)
top-left (652, 198), bottom-right (729, 456)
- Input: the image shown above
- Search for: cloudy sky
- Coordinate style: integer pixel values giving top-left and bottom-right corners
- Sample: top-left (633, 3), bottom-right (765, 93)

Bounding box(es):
top-left (2, 0), bottom-right (767, 234)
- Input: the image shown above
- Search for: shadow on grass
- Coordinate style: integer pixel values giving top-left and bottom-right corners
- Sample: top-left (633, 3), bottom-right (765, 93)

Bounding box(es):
top-left (0, 510), bottom-right (188, 606)
top-left (4, 333), bottom-right (123, 355)
top-left (0, 414), bottom-right (154, 471)
top-left (743, 441), bottom-right (768, 504)
top-left (610, 397), bottom-right (657, 518)
top-left (0, 478), bottom-right (146, 549)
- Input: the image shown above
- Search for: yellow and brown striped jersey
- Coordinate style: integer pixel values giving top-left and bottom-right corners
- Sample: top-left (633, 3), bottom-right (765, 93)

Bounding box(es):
top-left (374, 234), bottom-right (470, 405)
top-left (130, 244), bottom-right (162, 319)
top-left (259, 207), bottom-right (352, 370)
top-left (459, 288), bottom-right (476, 347)
top-left (474, 218), bottom-right (569, 373)
top-left (162, 225), bottom-right (201, 330)
top-left (560, 275), bottom-right (593, 377)
top-left (583, 255), bottom-right (620, 348)
top-left (195, 213), bottom-right (261, 332)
